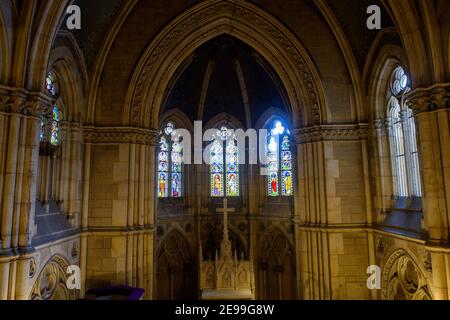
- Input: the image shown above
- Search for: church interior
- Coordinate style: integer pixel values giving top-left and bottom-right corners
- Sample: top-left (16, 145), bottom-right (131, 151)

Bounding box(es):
top-left (0, 0), bottom-right (449, 300)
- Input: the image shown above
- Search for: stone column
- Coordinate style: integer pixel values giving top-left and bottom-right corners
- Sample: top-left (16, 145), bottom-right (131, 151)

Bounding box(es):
top-left (0, 89), bottom-right (49, 299)
top-left (408, 84), bottom-right (450, 299)
top-left (295, 125), bottom-right (371, 300)
top-left (83, 127), bottom-right (157, 299)
top-left (407, 84), bottom-right (450, 242)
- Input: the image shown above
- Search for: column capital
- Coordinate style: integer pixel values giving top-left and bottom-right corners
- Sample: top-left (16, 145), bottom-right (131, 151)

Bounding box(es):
top-left (406, 83), bottom-right (450, 115)
top-left (0, 86), bottom-right (51, 117)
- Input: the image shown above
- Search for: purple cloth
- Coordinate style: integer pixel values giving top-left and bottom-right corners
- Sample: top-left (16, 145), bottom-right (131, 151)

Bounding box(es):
top-left (85, 286), bottom-right (145, 300)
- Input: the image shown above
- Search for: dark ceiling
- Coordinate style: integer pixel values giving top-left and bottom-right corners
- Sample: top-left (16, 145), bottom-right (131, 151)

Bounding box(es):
top-left (62, 0), bottom-right (395, 79)
top-left (163, 35), bottom-right (288, 126)
top-left (63, 0), bottom-right (124, 70)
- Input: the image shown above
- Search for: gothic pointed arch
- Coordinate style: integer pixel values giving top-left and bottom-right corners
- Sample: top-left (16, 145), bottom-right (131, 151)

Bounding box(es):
top-left (257, 227), bottom-right (296, 299)
top-left (48, 30), bottom-right (88, 121)
top-left (156, 229), bottom-right (196, 300)
top-left (382, 1), bottom-right (429, 87)
top-left (159, 109), bottom-right (194, 134)
top-left (124, 0), bottom-right (327, 129)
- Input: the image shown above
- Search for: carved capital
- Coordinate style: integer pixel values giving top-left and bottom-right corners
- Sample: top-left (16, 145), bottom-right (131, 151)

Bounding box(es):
top-left (406, 83), bottom-right (450, 115)
top-left (0, 87), bottom-right (51, 117)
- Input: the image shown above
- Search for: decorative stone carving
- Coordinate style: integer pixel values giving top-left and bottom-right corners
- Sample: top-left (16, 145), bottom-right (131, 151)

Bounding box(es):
top-left (71, 242), bottom-right (78, 259)
top-left (406, 83), bottom-right (450, 115)
top-left (376, 237), bottom-right (385, 258)
top-left (199, 200), bottom-right (255, 300)
top-left (423, 252), bottom-right (432, 274)
top-left (29, 259), bottom-right (36, 279)
top-left (30, 255), bottom-right (76, 300)
top-left (295, 124), bottom-right (369, 143)
top-left (382, 249), bottom-right (432, 300)
top-left (83, 127), bottom-right (158, 145)
top-left (259, 228), bottom-right (292, 266)
top-left (0, 87), bottom-right (51, 117)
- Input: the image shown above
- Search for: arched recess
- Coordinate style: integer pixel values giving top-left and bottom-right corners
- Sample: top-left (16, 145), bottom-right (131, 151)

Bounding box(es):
top-left (123, 0), bottom-right (327, 130)
top-left (366, 42), bottom-right (408, 219)
top-left (258, 227), bottom-right (296, 300)
top-left (367, 42), bottom-right (408, 121)
top-left (382, 0), bottom-right (430, 87)
top-left (30, 255), bottom-right (76, 300)
top-left (382, 249), bottom-right (432, 300)
top-left (36, 30), bottom-right (87, 219)
top-left (156, 229), bottom-right (196, 300)
top-left (48, 31), bottom-right (88, 122)
top-left (24, 0), bottom-right (70, 91)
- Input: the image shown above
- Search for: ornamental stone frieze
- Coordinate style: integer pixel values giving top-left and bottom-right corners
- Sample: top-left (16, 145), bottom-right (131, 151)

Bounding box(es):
top-left (83, 126), bottom-right (159, 145)
top-left (406, 83), bottom-right (450, 115)
top-left (0, 86), bottom-right (51, 117)
top-left (294, 124), bottom-right (369, 144)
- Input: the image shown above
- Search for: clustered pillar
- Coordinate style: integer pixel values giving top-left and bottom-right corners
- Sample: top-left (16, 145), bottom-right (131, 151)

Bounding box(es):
top-left (0, 89), bottom-right (49, 300)
top-left (408, 84), bottom-right (450, 299)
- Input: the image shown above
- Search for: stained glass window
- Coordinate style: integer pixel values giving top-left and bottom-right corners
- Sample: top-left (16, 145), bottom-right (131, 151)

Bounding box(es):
top-left (171, 138), bottom-right (183, 198)
top-left (266, 121), bottom-right (293, 197)
top-left (226, 139), bottom-right (239, 197)
top-left (158, 137), bottom-right (169, 198)
top-left (210, 127), bottom-right (239, 197)
top-left (158, 122), bottom-right (183, 198)
top-left (388, 66), bottom-right (422, 197)
top-left (43, 73), bottom-right (61, 146)
top-left (46, 74), bottom-right (57, 98)
top-left (51, 105), bottom-right (61, 146)
top-left (39, 116), bottom-right (45, 142)
top-left (211, 140), bottom-right (224, 197)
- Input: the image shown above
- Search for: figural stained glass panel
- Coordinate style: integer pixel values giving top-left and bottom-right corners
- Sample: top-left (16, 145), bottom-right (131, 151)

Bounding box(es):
top-left (158, 122), bottom-right (183, 198)
top-left (226, 140), bottom-right (239, 197)
top-left (210, 140), bottom-right (224, 197)
top-left (267, 121), bottom-right (293, 197)
top-left (158, 137), bottom-right (169, 198)
top-left (210, 127), bottom-right (240, 197)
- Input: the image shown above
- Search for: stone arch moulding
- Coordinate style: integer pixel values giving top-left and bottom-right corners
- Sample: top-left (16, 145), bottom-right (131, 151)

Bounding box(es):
top-left (157, 228), bottom-right (192, 267)
top-left (382, 249), bottom-right (432, 300)
top-left (123, 0), bottom-right (327, 130)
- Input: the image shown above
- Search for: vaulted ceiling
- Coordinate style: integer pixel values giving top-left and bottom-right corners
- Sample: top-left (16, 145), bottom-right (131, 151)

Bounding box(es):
top-left (163, 35), bottom-right (288, 126)
top-left (63, 0), bottom-right (394, 75)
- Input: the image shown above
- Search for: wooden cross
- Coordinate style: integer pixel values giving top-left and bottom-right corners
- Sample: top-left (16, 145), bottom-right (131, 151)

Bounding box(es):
top-left (216, 198), bottom-right (235, 238)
